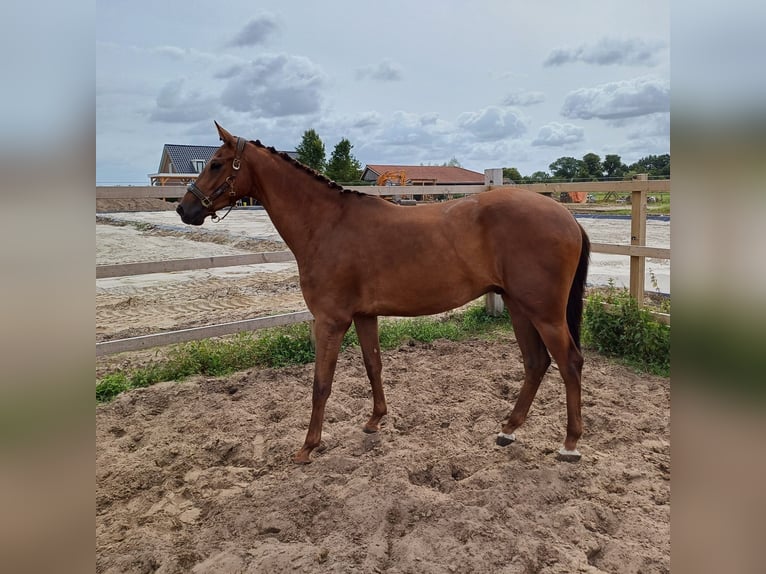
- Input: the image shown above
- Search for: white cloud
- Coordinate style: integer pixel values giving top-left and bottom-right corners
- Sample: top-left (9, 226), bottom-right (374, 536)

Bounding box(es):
top-left (545, 37), bottom-right (665, 67)
top-left (561, 77), bottom-right (669, 120)
top-left (355, 59), bottom-right (403, 82)
top-left (220, 53), bottom-right (326, 117)
top-left (457, 106), bottom-right (528, 141)
top-left (228, 14), bottom-right (279, 47)
top-left (375, 111), bottom-right (453, 146)
top-left (625, 113), bottom-right (670, 139)
top-left (532, 123), bottom-right (585, 146)
top-left (214, 65), bottom-right (243, 79)
top-left (350, 111), bottom-right (382, 129)
top-left (502, 90), bottom-right (546, 106)
top-left (96, 3), bottom-right (670, 183)
top-left (149, 80), bottom-right (218, 123)
top-left (153, 45), bottom-right (186, 59)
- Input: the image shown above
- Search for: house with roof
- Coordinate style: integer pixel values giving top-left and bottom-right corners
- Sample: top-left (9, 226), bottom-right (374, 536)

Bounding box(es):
top-left (149, 144), bottom-right (297, 186)
top-left (360, 164), bottom-right (484, 186)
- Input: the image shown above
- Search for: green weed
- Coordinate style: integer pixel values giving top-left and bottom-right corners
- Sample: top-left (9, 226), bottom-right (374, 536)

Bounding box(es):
top-left (583, 288), bottom-right (670, 376)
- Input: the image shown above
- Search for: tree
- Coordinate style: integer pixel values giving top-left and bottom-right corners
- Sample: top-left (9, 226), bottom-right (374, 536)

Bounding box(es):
top-left (441, 157), bottom-right (462, 167)
top-left (325, 138), bottom-right (362, 182)
top-left (295, 129), bottom-right (326, 173)
top-left (579, 153), bottom-right (603, 180)
top-left (503, 167), bottom-right (522, 183)
top-left (526, 170), bottom-right (551, 183)
top-left (603, 154), bottom-right (627, 179)
top-left (628, 154), bottom-right (670, 177)
top-left (549, 156), bottom-right (581, 180)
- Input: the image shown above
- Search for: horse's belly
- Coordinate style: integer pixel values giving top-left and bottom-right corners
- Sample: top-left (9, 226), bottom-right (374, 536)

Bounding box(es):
top-left (366, 279), bottom-right (490, 317)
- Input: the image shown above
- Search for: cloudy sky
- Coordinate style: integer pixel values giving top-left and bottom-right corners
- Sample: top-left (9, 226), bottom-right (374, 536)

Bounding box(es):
top-left (96, 0), bottom-right (669, 184)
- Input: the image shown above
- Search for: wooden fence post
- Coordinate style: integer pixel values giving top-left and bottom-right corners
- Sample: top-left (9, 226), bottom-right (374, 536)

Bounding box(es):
top-left (484, 292), bottom-right (505, 317)
top-left (630, 174), bottom-right (648, 307)
top-left (484, 168), bottom-right (503, 188)
top-left (484, 169), bottom-right (506, 316)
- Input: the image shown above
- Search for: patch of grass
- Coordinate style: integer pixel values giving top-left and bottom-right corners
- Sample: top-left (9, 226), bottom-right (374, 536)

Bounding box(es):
top-left (98, 293), bottom-right (670, 404)
top-left (583, 285), bottom-right (670, 376)
top-left (95, 372), bottom-right (131, 402)
top-left (96, 305), bottom-right (511, 403)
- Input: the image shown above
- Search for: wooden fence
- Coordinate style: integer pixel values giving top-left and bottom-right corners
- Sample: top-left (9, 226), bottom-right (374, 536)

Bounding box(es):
top-left (96, 174), bottom-right (670, 356)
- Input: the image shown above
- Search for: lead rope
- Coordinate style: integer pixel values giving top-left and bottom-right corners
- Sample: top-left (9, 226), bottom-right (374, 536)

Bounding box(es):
top-left (211, 203), bottom-right (235, 223)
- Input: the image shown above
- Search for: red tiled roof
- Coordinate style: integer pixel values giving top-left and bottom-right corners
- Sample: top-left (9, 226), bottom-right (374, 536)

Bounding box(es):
top-left (363, 164), bottom-right (484, 185)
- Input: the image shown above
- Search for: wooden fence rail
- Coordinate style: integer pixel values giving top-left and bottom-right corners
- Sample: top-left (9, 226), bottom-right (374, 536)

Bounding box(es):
top-left (96, 311), bottom-right (313, 357)
top-left (96, 251), bottom-right (295, 279)
top-left (96, 175), bottom-right (669, 356)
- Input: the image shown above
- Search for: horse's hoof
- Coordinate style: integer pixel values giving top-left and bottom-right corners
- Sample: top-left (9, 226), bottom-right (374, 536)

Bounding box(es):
top-left (293, 451), bottom-right (312, 465)
top-left (496, 432), bottom-right (516, 447)
top-left (362, 424), bottom-right (379, 434)
top-left (556, 447), bottom-right (582, 462)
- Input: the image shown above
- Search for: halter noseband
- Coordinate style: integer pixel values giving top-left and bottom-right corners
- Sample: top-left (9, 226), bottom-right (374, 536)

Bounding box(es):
top-left (186, 136), bottom-right (247, 222)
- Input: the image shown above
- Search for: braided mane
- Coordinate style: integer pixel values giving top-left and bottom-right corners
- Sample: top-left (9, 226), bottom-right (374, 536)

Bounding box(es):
top-left (251, 139), bottom-right (368, 196)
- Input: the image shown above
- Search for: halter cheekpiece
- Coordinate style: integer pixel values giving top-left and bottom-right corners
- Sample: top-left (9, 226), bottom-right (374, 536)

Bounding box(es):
top-left (186, 136), bottom-right (246, 222)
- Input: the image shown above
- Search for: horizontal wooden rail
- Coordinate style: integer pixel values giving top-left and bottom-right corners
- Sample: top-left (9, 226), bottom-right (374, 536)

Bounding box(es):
top-left (97, 186), bottom-right (188, 199)
top-left (598, 301), bottom-right (670, 325)
top-left (96, 295), bottom-right (669, 357)
top-left (589, 243), bottom-right (670, 259)
top-left (96, 310), bottom-right (314, 357)
top-left (97, 251), bottom-right (295, 279)
top-left (515, 179), bottom-right (670, 194)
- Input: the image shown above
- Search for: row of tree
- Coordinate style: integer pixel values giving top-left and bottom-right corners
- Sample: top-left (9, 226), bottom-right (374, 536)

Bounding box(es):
top-left (295, 129), bottom-right (363, 182)
top-left (503, 153), bottom-right (670, 184)
top-left (295, 129), bottom-right (670, 186)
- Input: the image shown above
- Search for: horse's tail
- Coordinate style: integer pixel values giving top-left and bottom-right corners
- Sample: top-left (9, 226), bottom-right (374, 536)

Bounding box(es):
top-left (566, 224), bottom-right (590, 351)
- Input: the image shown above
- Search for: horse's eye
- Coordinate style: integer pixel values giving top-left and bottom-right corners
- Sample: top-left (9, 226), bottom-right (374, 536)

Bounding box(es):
top-left (210, 161), bottom-right (222, 171)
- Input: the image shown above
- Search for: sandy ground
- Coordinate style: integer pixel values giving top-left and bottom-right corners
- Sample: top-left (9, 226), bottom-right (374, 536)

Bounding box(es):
top-left (96, 203), bottom-right (670, 573)
top-left (96, 341), bottom-right (669, 574)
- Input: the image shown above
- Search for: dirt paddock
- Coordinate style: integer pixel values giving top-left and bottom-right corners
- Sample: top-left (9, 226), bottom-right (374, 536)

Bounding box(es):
top-left (96, 205), bottom-right (670, 573)
top-left (97, 339), bottom-right (669, 574)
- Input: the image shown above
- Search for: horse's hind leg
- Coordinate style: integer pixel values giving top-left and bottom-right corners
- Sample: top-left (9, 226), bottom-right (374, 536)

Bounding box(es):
top-left (353, 314), bottom-right (387, 433)
top-left (534, 321), bottom-right (585, 461)
top-left (497, 303), bottom-right (550, 446)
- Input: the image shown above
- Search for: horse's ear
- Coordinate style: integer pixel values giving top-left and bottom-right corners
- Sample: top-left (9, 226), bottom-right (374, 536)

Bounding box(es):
top-left (214, 121), bottom-right (234, 145)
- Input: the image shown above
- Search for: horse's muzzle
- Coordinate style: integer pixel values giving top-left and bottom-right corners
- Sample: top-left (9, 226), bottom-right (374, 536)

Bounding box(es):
top-left (176, 203), bottom-right (205, 226)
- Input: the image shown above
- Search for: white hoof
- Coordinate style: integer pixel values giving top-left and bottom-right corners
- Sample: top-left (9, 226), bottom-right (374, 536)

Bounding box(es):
top-left (556, 447), bottom-right (582, 462)
top-left (496, 432), bottom-right (516, 446)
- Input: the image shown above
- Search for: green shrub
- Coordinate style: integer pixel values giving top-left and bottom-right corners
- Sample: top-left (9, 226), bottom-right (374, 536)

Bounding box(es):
top-left (583, 288), bottom-right (670, 375)
top-left (95, 373), bottom-right (131, 402)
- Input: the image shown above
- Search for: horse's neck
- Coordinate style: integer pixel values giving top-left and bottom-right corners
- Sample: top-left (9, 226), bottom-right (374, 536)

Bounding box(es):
top-left (249, 158), bottom-right (340, 258)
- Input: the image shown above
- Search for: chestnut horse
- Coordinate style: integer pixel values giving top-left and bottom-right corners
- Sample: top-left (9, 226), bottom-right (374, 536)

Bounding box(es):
top-left (177, 123), bottom-right (590, 464)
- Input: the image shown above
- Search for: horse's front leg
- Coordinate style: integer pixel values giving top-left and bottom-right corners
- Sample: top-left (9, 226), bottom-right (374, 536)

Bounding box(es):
top-left (294, 317), bottom-right (350, 464)
top-left (353, 314), bottom-right (387, 433)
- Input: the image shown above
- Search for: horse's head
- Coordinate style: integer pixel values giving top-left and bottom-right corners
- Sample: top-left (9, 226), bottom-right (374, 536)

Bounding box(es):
top-left (176, 122), bottom-right (252, 225)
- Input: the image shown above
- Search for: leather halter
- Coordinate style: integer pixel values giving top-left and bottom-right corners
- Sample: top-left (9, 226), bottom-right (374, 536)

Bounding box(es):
top-left (186, 137), bottom-right (246, 221)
